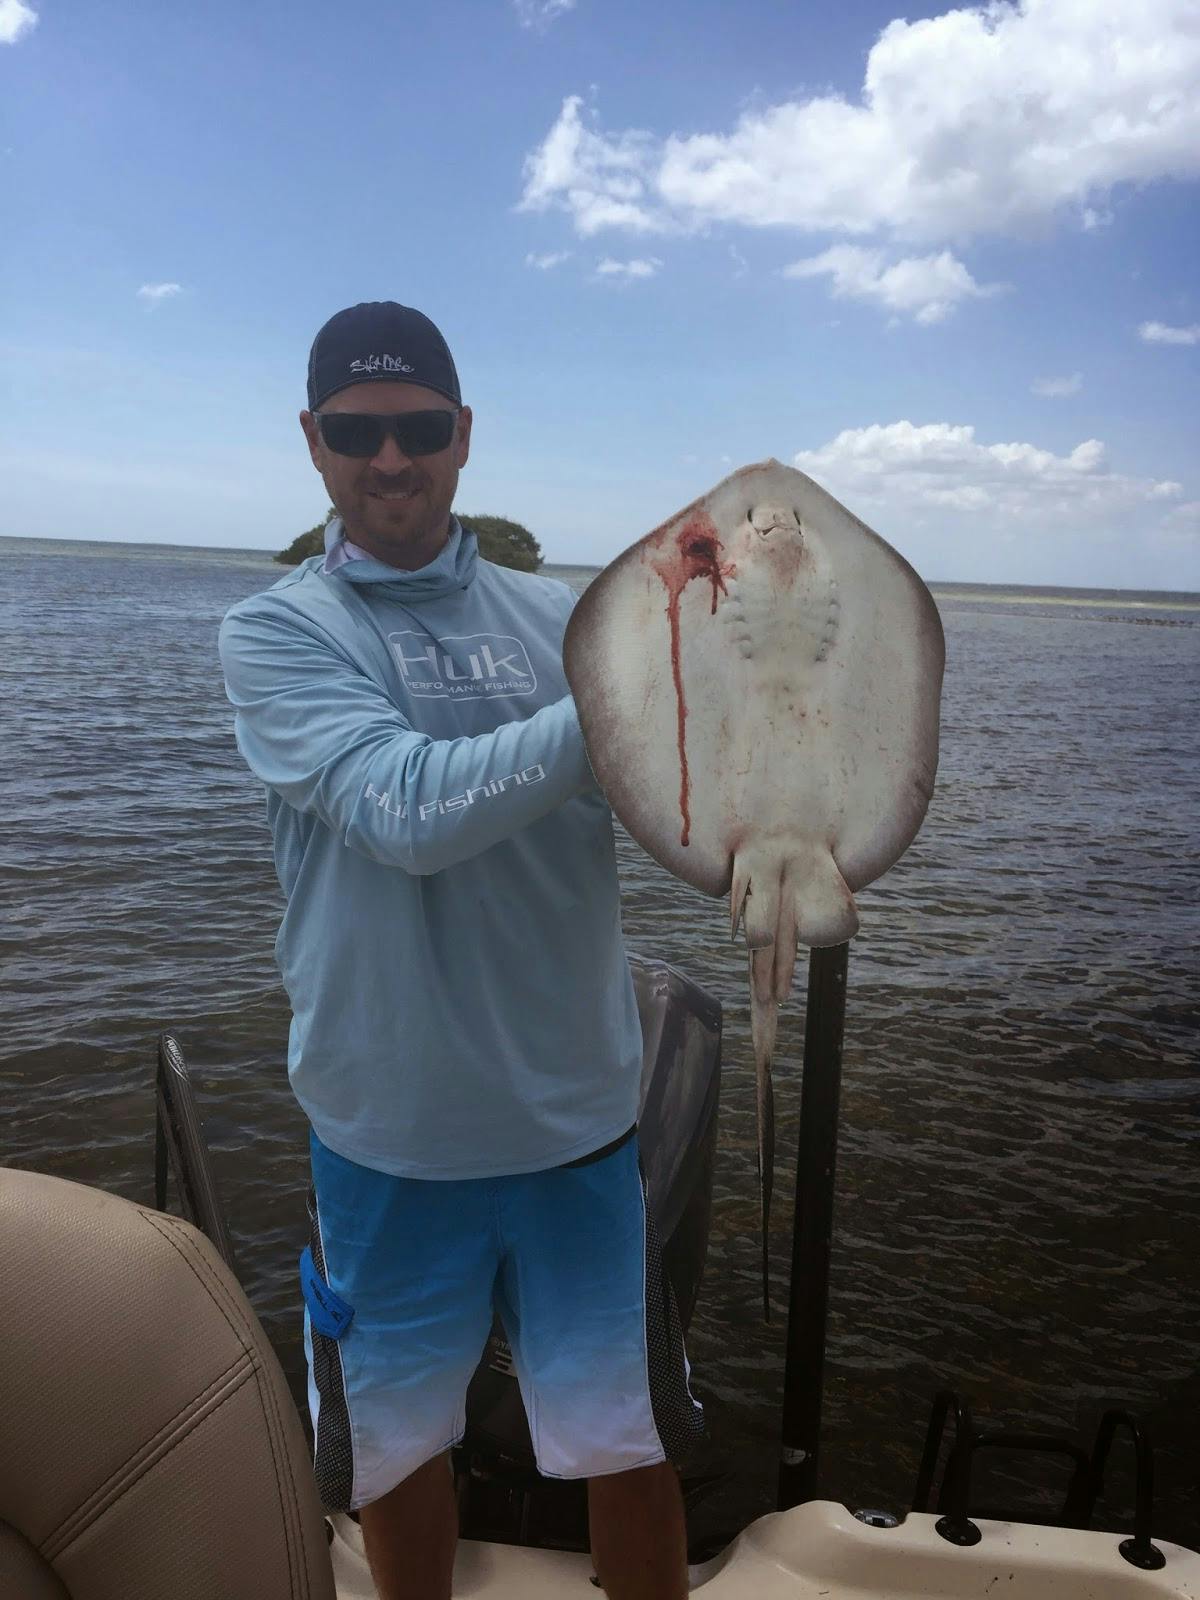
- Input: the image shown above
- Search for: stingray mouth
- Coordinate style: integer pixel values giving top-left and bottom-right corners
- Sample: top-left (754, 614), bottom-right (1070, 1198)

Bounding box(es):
top-left (748, 505), bottom-right (801, 538)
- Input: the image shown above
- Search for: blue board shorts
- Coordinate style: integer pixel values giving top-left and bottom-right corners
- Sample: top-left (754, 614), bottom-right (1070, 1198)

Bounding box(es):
top-left (302, 1126), bottom-right (705, 1511)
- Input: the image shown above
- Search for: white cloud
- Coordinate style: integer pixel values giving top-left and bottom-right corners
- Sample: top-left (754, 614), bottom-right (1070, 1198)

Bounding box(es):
top-left (1031, 372), bottom-right (1083, 397)
top-left (595, 256), bottom-right (662, 280)
top-left (138, 282), bottom-right (183, 304)
top-left (521, 1), bottom-right (1200, 243)
top-left (513, 0), bottom-right (575, 29)
top-left (519, 96), bottom-right (666, 236)
top-left (1139, 320), bottom-right (1200, 346)
top-left (1081, 206), bottom-right (1113, 231)
top-left (0, 0), bottom-right (36, 45)
top-left (525, 250), bottom-right (571, 269)
top-left (783, 245), bottom-right (1004, 324)
top-left (793, 421), bottom-right (1182, 537)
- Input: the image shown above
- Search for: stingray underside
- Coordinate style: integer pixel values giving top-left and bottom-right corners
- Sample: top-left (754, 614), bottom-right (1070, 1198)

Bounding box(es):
top-left (563, 458), bottom-right (944, 928)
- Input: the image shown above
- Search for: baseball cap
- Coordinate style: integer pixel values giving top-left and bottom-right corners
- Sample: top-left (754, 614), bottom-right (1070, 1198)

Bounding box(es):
top-left (306, 302), bottom-right (461, 410)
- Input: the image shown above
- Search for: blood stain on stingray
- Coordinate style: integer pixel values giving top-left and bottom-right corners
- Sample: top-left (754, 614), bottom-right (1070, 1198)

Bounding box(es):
top-left (648, 515), bottom-right (736, 846)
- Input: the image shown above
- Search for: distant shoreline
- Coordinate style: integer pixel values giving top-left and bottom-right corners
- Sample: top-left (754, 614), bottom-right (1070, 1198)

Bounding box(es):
top-left (2, 533), bottom-right (1196, 609)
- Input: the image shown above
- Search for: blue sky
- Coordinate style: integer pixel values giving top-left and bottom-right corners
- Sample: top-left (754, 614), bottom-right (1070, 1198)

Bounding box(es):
top-left (2, 0), bottom-right (1197, 587)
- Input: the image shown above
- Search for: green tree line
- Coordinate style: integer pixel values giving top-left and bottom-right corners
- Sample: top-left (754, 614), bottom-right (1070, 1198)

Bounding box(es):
top-left (276, 510), bottom-right (542, 572)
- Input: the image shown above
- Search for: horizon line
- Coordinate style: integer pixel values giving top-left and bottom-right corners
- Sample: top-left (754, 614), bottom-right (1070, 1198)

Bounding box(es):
top-left (1, 532), bottom-right (1196, 602)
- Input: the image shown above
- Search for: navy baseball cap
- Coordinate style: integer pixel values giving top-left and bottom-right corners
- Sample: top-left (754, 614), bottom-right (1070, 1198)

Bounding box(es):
top-left (306, 302), bottom-right (461, 410)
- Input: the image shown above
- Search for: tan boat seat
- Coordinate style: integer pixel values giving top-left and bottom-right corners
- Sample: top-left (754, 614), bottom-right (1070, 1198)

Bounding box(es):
top-left (0, 1166), bottom-right (335, 1600)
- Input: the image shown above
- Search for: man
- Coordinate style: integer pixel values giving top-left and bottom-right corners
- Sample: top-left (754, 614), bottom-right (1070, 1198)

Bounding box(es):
top-left (218, 302), bottom-right (703, 1600)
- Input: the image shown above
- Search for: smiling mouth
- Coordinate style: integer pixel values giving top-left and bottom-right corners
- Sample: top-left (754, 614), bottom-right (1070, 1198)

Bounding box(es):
top-left (367, 478), bottom-right (425, 503)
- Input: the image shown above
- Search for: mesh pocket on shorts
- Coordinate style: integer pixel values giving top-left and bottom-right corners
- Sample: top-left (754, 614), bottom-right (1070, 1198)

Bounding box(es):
top-left (305, 1186), bottom-right (355, 1511)
top-left (642, 1183), bottom-right (706, 1465)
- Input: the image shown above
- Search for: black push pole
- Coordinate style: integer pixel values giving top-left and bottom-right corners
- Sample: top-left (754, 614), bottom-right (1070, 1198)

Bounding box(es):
top-left (777, 941), bottom-right (849, 1510)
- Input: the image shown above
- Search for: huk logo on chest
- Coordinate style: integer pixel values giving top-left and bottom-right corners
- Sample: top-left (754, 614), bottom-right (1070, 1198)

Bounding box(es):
top-left (389, 632), bottom-right (537, 699)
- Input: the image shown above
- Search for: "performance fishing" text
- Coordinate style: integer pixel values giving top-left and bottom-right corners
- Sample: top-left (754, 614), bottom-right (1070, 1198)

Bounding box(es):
top-left (364, 764), bottom-right (546, 822)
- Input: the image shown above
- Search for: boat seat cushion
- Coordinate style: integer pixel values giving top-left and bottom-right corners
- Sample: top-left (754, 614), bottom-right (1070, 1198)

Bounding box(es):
top-left (0, 1165), bottom-right (334, 1600)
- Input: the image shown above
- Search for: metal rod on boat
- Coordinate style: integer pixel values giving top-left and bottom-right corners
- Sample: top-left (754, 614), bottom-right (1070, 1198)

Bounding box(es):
top-left (777, 941), bottom-right (849, 1511)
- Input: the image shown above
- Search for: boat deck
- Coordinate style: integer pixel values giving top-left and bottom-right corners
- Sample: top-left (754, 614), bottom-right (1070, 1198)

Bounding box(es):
top-left (327, 1500), bottom-right (1200, 1597)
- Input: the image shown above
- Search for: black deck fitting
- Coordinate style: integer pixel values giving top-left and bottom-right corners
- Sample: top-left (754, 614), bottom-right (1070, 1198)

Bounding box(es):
top-left (1086, 1411), bottom-right (1166, 1571)
top-left (154, 1032), bottom-right (237, 1270)
top-left (913, 1390), bottom-right (1167, 1566)
top-left (915, 1390), bottom-right (982, 1546)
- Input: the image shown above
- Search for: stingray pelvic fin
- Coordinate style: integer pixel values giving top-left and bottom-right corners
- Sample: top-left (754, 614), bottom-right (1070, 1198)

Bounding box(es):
top-left (731, 861), bottom-right (751, 942)
top-left (790, 847), bottom-right (860, 949)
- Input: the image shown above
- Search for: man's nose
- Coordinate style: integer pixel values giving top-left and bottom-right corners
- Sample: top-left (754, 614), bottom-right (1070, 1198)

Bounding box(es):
top-left (370, 430), bottom-right (413, 471)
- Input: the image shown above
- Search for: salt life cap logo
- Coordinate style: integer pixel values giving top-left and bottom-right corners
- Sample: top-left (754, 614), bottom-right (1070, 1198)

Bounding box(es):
top-left (390, 632), bottom-right (536, 699)
top-left (350, 354), bottom-right (415, 377)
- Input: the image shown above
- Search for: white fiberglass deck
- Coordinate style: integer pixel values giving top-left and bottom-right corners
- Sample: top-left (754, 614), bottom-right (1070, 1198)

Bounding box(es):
top-left (328, 1500), bottom-right (1200, 1598)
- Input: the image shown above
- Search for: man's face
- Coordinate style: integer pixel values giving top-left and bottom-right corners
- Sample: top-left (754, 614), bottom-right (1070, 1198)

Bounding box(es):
top-left (300, 381), bottom-right (472, 570)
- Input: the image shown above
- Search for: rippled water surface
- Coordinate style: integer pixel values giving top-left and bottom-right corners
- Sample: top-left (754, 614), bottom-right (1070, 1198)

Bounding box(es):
top-left (2, 535), bottom-right (1198, 1550)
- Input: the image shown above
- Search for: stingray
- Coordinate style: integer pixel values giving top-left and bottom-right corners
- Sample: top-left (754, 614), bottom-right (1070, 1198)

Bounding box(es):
top-left (563, 459), bottom-right (944, 1315)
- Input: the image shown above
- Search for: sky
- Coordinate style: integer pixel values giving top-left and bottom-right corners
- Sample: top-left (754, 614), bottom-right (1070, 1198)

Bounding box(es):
top-left (1, 0), bottom-right (1198, 588)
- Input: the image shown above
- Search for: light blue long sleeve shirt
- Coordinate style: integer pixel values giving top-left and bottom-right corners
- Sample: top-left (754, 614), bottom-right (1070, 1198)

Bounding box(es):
top-left (218, 519), bottom-right (642, 1178)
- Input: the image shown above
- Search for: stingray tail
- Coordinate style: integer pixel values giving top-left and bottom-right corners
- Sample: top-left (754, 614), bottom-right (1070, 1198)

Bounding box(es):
top-left (736, 846), bottom-right (860, 1321)
top-left (739, 855), bottom-right (789, 1321)
top-left (749, 951), bottom-right (777, 1322)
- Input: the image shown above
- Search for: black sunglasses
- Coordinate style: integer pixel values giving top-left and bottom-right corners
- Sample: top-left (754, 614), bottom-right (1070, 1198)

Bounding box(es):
top-left (314, 409), bottom-right (459, 459)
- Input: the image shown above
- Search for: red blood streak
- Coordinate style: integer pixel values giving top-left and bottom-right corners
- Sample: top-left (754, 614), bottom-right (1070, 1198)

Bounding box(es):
top-left (648, 515), bottom-right (735, 847)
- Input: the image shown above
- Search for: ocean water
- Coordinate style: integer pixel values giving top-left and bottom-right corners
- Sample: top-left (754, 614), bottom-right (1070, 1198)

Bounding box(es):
top-left (2, 534), bottom-right (1198, 1550)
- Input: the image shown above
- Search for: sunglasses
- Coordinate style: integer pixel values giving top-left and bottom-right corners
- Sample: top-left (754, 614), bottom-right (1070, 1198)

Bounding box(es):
top-left (314, 409), bottom-right (459, 459)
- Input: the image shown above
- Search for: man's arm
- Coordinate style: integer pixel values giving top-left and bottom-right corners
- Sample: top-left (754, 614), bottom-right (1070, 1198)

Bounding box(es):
top-left (218, 603), bottom-right (594, 875)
